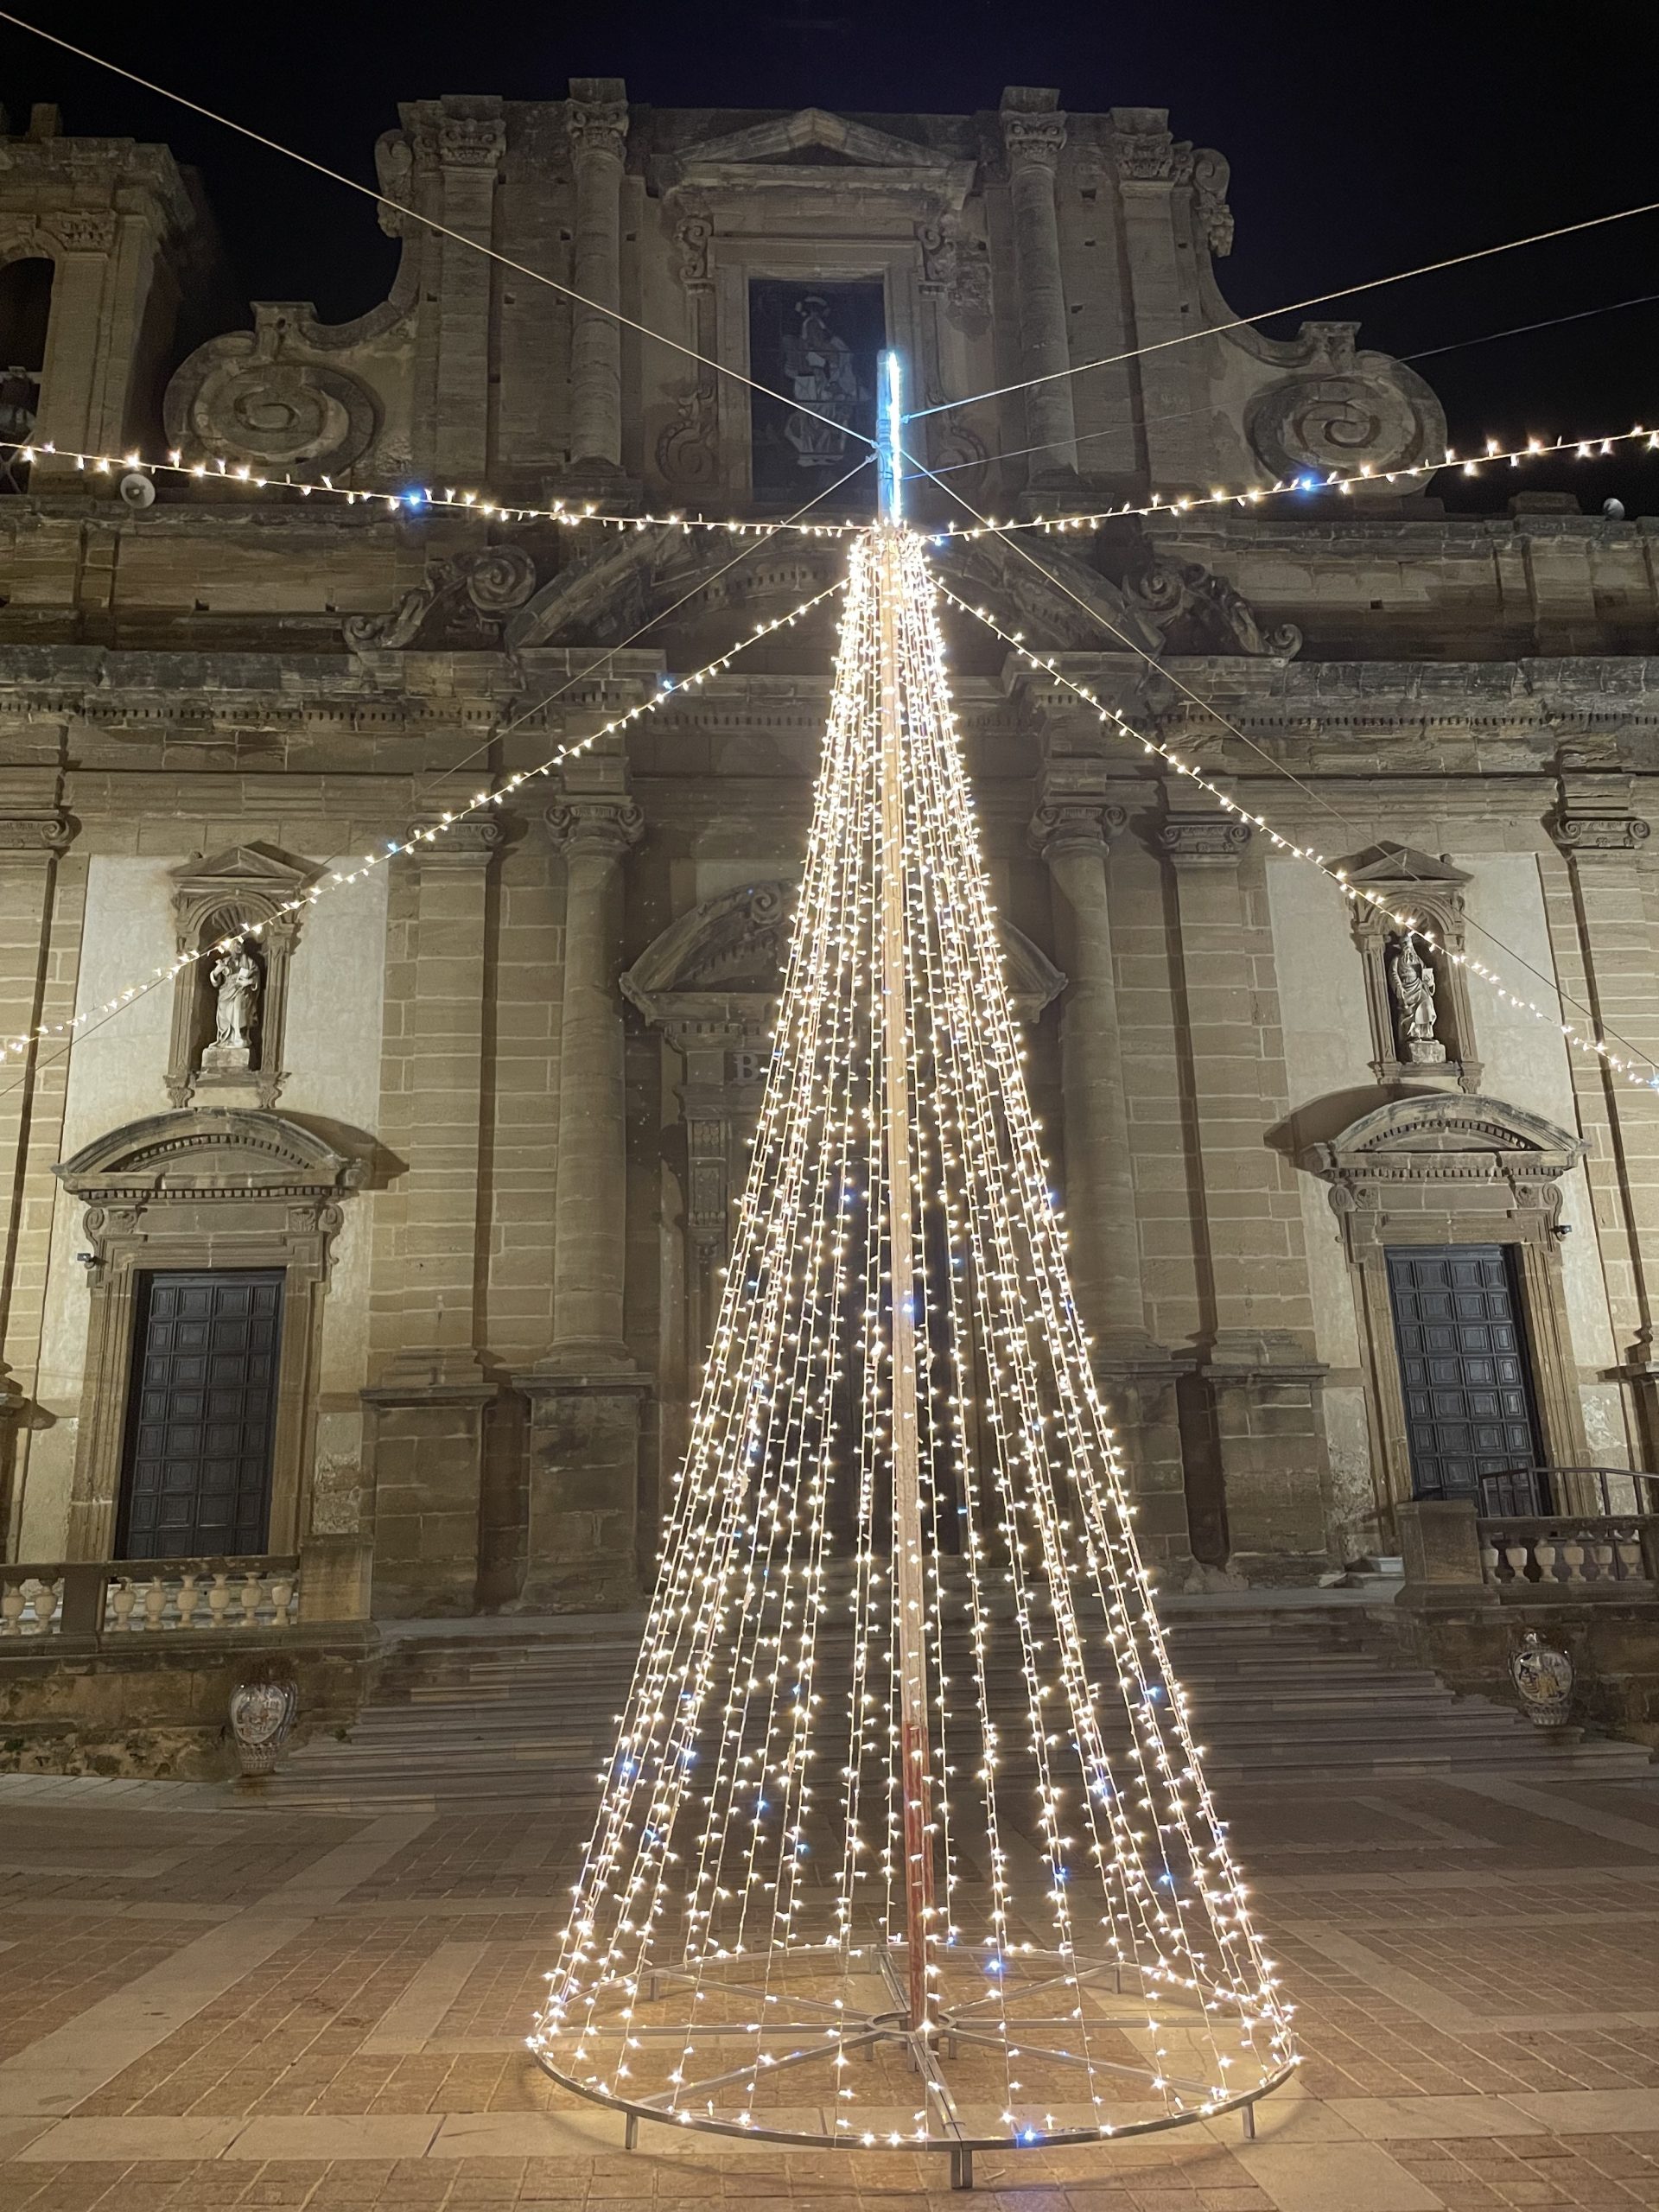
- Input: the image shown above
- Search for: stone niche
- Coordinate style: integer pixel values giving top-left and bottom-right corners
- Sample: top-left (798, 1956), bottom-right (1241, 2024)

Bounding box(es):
top-left (54, 1109), bottom-right (364, 1560)
top-left (164, 844), bottom-right (321, 1109)
top-left (1304, 1092), bottom-right (1589, 1528)
top-left (1342, 842), bottom-right (1481, 1091)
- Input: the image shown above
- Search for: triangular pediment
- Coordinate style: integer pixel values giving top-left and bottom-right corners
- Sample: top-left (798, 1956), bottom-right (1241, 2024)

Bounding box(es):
top-left (1342, 841), bottom-right (1470, 888)
top-left (678, 108), bottom-right (940, 171)
top-left (168, 842), bottom-right (319, 893)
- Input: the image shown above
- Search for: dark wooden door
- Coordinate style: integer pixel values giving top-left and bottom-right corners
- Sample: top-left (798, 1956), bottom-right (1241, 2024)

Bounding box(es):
top-left (116, 1270), bottom-right (284, 1559)
top-left (1385, 1245), bottom-right (1542, 1501)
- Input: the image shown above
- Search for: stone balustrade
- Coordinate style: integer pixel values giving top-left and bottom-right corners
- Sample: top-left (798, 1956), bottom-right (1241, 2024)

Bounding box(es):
top-left (1478, 1516), bottom-right (1658, 1592)
top-left (0, 1536), bottom-right (372, 1643)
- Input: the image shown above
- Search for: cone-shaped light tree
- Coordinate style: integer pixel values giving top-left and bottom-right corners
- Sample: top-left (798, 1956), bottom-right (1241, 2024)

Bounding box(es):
top-left (532, 359), bottom-right (1295, 2184)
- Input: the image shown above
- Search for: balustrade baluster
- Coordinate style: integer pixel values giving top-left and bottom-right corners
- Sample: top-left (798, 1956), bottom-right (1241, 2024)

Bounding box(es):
top-left (270, 1573), bottom-right (295, 1627)
top-left (1592, 1541), bottom-right (1614, 1583)
top-left (1533, 1539), bottom-right (1559, 1583)
top-left (141, 1578), bottom-right (169, 1630)
top-left (207, 1573), bottom-right (232, 1629)
top-left (0, 1581), bottom-right (23, 1637)
top-left (32, 1580), bottom-right (60, 1633)
top-left (238, 1569), bottom-right (263, 1626)
top-left (175, 1573), bottom-right (201, 1628)
top-left (1504, 1541), bottom-right (1531, 1581)
top-left (108, 1579), bottom-right (137, 1631)
top-left (1480, 1540), bottom-right (1500, 1581)
top-left (1561, 1538), bottom-right (1587, 1583)
top-left (1617, 1536), bottom-right (1643, 1579)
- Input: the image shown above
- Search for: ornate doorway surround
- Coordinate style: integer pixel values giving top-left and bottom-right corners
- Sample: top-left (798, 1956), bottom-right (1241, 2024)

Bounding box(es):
top-left (1304, 1093), bottom-right (1589, 1529)
top-left (54, 1109), bottom-right (362, 1560)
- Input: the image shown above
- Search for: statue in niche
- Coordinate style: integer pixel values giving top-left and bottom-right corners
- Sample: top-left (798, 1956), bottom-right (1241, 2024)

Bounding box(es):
top-left (201, 939), bottom-right (261, 1071)
top-left (782, 296), bottom-right (860, 468)
top-left (1387, 929), bottom-right (1446, 1065)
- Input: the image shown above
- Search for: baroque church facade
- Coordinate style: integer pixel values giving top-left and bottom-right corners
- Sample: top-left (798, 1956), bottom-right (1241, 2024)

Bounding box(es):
top-left (0, 84), bottom-right (1656, 1615)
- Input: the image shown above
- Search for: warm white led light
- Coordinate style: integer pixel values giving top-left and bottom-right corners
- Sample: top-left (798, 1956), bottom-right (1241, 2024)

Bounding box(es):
top-left (531, 524), bottom-right (1297, 2162)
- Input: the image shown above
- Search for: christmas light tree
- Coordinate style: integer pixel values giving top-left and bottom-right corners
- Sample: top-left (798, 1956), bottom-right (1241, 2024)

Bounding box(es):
top-left (531, 357), bottom-right (1295, 2188)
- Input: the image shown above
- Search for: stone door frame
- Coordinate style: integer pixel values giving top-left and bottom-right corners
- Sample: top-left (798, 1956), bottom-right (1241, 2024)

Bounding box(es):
top-left (54, 1109), bottom-right (362, 1560)
top-left (1305, 1092), bottom-right (1590, 1529)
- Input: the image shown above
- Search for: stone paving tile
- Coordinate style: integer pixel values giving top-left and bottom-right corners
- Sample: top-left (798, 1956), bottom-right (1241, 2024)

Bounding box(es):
top-left (0, 1916), bottom-right (213, 2063)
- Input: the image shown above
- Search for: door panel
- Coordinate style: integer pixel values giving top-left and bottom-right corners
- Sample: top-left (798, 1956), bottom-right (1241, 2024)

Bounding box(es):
top-left (1385, 1245), bottom-right (1541, 1501)
top-left (116, 1270), bottom-right (283, 1559)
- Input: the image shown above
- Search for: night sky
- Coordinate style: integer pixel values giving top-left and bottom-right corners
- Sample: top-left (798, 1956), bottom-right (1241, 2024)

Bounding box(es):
top-left (6, 0), bottom-right (1659, 513)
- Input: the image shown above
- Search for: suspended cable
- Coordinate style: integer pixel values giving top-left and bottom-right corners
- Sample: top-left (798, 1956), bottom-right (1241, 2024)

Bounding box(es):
top-left (906, 445), bottom-right (1659, 1079)
top-left (0, 9), bottom-right (878, 458)
top-left (908, 199), bottom-right (1659, 422)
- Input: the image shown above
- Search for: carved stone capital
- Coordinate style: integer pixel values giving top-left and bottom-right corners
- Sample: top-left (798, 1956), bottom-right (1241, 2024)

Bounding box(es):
top-left (406, 816), bottom-right (507, 865)
top-left (1107, 107), bottom-right (1176, 181)
top-left (547, 797), bottom-right (645, 861)
top-left (1000, 88), bottom-right (1066, 171)
top-left (0, 811), bottom-right (74, 855)
top-left (41, 210), bottom-right (118, 255)
top-left (569, 78), bottom-right (629, 166)
top-left (1554, 810), bottom-right (1651, 852)
top-left (1158, 815), bottom-right (1253, 864)
top-left (437, 115), bottom-right (506, 171)
top-left (1028, 799), bottom-right (1127, 863)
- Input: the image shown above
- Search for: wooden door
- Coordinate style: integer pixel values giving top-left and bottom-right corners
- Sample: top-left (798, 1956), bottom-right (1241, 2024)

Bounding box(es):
top-left (115, 1270), bottom-right (284, 1559)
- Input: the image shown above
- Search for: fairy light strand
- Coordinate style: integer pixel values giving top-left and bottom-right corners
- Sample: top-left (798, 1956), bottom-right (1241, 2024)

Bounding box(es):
top-left (0, 436), bottom-right (863, 537)
top-left (937, 578), bottom-right (1659, 1090)
top-left (530, 524), bottom-right (1297, 2157)
top-left (9, 417), bottom-right (1655, 546)
top-left (931, 423), bottom-right (1659, 535)
top-left (0, 582), bottom-right (844, 1071)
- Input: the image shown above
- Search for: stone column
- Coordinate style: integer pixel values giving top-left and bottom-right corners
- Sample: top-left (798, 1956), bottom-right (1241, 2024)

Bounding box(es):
top-left (431, 99), bottom-right (505, 486)
top-left (363, 817), bottom-right (503, 1615)
top-left (566, 78), bottom-right (629, 472)
top-left (1028, 736), bottom-right (1187, 1564)
top-left (1000, 88), bottom-right (1078, 480)
top-left (1541, 760), bottom-right (1659, 1461)
top-left (0, 800), bottom-right (78, 1557)
top-left (1159, 778), bottom-right (1332, 1578)
top-left (1107, 109), bottom-right (1207, 493)
top-left (518, 760), bottom-right (647, 1608)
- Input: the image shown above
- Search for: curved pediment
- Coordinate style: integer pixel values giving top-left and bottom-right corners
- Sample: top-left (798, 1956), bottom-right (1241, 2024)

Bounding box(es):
top-left (624, 880), bottom-right (1065, 1029)
top-left (1306, 1093), bottom-right (1585, 1184)
top-left (57, 1109), bottom-right (364, 1199)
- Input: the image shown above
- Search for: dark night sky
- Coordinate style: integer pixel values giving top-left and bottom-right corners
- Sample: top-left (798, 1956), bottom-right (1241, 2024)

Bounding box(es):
top-left (6, 0), bottom-right (1659, 512)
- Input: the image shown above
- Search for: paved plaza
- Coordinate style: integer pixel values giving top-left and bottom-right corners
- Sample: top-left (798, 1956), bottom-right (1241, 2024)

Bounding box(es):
top-left (0, 1763), bottom-right (1656, 2209)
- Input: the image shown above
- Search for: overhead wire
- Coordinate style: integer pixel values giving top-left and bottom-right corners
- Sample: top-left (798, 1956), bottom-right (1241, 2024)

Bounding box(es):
top-left (0, 454), bottom-right (871, 1102)
top-left (903, 442), bottom-right (1659, 1080)
top-left (909, 196), bottom-right (1659, 421)
top-left (0, 8), bottom-right (878, 461)
top-left (921, 289), bottom-right (1659, 481)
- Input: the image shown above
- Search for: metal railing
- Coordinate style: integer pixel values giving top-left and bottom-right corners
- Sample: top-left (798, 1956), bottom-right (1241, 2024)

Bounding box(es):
top-left (1477, 1465), bottom-right (1659, 1517)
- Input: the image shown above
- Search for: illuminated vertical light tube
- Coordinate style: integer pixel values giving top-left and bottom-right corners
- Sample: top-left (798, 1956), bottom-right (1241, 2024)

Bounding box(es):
top-left (874, 349), bottom-right (934, 2030)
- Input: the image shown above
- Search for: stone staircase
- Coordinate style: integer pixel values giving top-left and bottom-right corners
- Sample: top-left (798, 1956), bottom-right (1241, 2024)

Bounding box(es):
top-left (267, 1598), bottom-right (1653, 1813)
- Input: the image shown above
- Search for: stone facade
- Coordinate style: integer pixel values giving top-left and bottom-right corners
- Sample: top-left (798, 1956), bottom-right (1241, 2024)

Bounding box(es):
top-left (0, 88), bottom-right (1656, 1610)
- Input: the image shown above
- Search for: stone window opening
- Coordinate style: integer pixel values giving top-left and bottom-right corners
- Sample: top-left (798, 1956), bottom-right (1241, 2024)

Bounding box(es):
top-left (0, 253), bottom-right (53, 490)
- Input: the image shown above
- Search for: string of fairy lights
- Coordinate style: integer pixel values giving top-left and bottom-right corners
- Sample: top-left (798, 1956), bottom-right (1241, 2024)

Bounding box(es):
top-left (934, 579), bottom-right (1659, 1093)
top-left (0, 583), bottom-right (844, 1071)
top-left (530, 524), bottom-right (1296, 2151)
top-left (6, 416), bottom-right (1656, 541)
